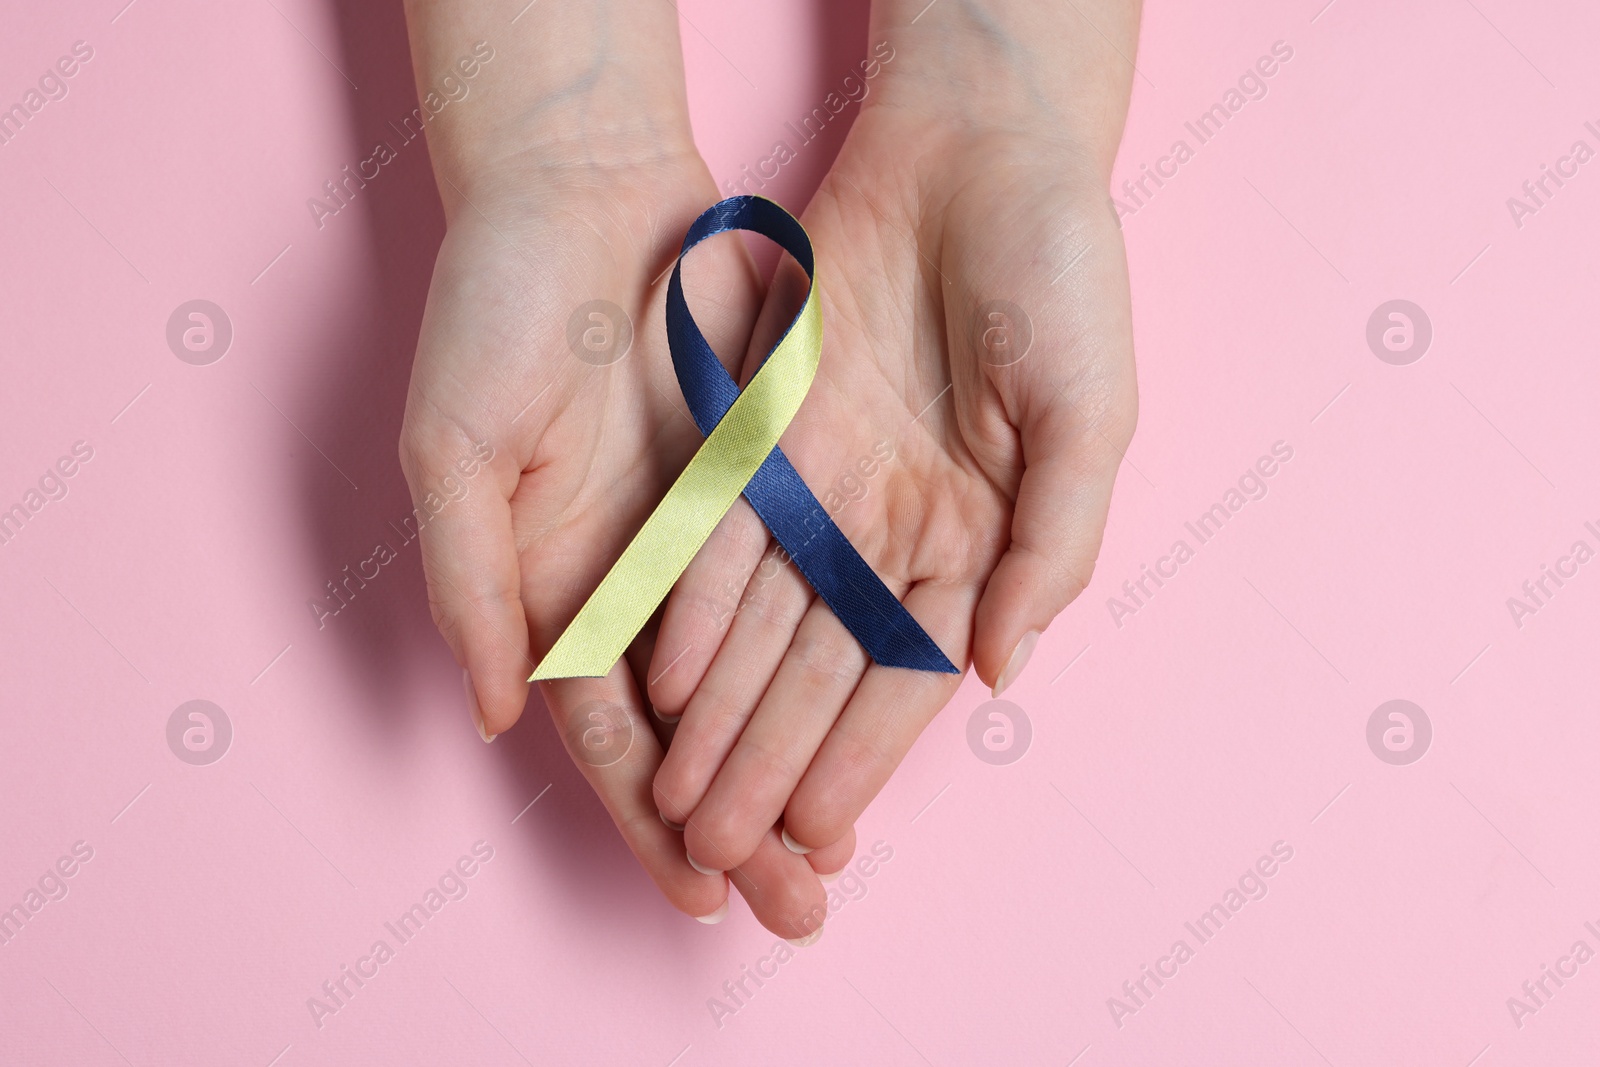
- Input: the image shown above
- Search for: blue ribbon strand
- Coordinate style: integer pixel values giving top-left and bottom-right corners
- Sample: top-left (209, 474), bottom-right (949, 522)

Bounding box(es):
top-left (666, 196), bottom-right (957, 674)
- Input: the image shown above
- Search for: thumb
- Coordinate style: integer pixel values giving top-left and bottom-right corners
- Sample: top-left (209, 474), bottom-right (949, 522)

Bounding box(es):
top-left (400, 429), bottom-right (531, 739)
top-left (973, 380), bottom-right (1136, 696)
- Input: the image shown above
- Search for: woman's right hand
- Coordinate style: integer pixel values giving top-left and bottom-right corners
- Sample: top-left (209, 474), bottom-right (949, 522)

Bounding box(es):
top-left (397, 0), bottom-right (837, 939)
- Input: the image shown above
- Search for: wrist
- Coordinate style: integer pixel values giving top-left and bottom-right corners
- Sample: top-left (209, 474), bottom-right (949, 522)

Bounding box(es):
top-left (429, 96), bottom-right (704, 224)
top-left (865, 0), bottom-right (1140, 181)
top-left (402, 0), bottom-right (701, 217)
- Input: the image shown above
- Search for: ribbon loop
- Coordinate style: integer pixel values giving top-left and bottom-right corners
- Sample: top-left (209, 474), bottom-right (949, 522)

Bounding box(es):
top-left (532, 196), bottom-right (955, 681)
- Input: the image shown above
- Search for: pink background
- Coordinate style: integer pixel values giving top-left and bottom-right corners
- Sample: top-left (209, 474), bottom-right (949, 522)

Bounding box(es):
top-left (3, 0), bottom-right (1597, 1063)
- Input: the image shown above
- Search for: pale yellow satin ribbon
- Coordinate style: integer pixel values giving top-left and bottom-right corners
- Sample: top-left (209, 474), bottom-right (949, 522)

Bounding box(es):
top-left (531, 245), bottom-right (821, 681)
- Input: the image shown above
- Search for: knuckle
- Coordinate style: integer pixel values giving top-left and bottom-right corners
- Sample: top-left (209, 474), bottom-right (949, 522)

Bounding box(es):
top-left (396, 431), bottom-right (417, 483)
top-left (688, 691), bottom-right (754, 743)
top-left (427, 571), bottom-right (524, 659)
top-left (401, 414), bottom-right (491, 489)
top-left (465, 579), bottom-right (525, 622)
top-left (1118, 388), bottom-right (1140, 446)
top-left (1102, 393), bottom-right (1138, 455)
top-left (425, 587), bottom-right (465, 656)
top-left (1055, 553), bottom-right (1098, 606)
top-left (397, 416), bottom-right (448, 475)
top-left (741, 562), bottom-right (805, 627)
top-left (1058, 365), bottom-right (1138, 458)
top-left (677, 585), bottom-right (740, 637)
top-left (790, 632), bottom-right (865, 690)
top-left (741, 736), bottom-right (804, 785)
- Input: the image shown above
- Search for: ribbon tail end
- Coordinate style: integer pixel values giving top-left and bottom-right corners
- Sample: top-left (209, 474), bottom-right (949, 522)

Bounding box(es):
top-left (869, 645), bottom-right (962, 675)
top-left (529, 657), bottom-right (614, 682)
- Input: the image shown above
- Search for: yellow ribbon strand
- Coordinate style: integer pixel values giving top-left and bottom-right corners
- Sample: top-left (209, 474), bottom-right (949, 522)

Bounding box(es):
top-left (531, 261), bottom-right (821, 681)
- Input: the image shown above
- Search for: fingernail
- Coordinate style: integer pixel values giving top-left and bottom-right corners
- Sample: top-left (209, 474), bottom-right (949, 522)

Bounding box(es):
top-left (695, 900), bottom-right (730, 925)
top-left (686, 852), bottom-right (723, 876)
top-left (786, 928), bottom-right (823, 948)
top-left (992, 630), bottom-right (1040, 698)
top-left (652, 706), bottom-right (682, 725)
top-left (781, 829), bottom-right (812, 855)
top-left (660, 811), bottom-right (686, 832)
top-left (819, 869), bottom-right (842, 883)
top-left (463, 670), bottom-right (495, 743)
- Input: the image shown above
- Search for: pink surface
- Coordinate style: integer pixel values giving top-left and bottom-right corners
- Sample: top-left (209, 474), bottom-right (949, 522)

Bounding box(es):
top-left (2, 0), bottom-right (1597, 1063)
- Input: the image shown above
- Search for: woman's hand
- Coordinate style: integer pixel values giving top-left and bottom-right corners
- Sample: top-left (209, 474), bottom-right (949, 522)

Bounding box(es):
top-left (397, 0), bottom-right (837, 939)
top-left (645, 0), bottom-right (1141, 872)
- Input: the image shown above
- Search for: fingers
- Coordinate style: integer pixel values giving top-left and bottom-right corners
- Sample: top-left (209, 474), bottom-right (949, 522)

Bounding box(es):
top-left (541, 670), bottom-right (730, 922)
top-left (644, 499), bottom-right (771, 715)
top-left (652, 546), bottom-right (814, 827)
top-left (971, 378), bottom-right (1136, 695)
top-left (784, 581), bottom-right (972, 850)
top-left (725, 826), bottom-right (830, 942)
top-left (646, 235), bottom-right (813, 714)
top-left (399, 428), bottom-right (531, 737)
top-left (683, 600), bottom-right (868, 872)
top-left (531, 523), bottom-right (830, 935)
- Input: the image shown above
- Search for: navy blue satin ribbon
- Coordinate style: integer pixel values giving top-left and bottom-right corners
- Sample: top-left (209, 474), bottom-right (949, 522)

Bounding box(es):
top-left (666, 196), bottom-right (957, 674)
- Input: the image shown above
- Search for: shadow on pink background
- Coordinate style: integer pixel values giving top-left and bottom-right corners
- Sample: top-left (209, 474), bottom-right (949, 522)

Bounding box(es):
top-left (2, 0), bottom-right (1598, 1064)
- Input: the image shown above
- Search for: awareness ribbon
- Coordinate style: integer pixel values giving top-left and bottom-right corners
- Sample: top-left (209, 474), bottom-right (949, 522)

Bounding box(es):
top-left (531, 195), bottom-right (955, 681)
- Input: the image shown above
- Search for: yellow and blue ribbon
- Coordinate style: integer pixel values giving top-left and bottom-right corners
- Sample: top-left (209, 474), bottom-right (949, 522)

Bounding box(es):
top-left (532, 196), bottom-right (955, 681)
